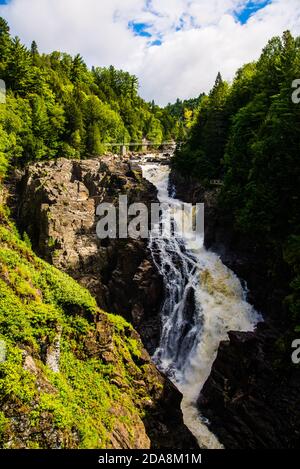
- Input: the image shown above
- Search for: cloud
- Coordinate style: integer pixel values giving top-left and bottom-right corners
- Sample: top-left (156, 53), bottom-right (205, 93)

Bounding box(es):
top-left (0, 0), bottom-right (147, 69)
top-left (135, 0), bottom-right (300, 103)
top-left (0, 0), bottom-right (300, 105)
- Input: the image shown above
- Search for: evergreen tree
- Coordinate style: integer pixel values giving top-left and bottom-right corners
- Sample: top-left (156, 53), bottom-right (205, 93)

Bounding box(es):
top-left (30, 40), bottom-right (38, 56)
top-left (0, 17), bottom-right (11, 72)
top-left (174, 30), bottom-right (300, 325)
top-left (0, 18), bottom-right (177, 174)
top-left (87, 123), bottom-right (102, 156)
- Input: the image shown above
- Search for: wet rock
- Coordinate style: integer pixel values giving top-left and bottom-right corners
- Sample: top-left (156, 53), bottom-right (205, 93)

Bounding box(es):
top-left (198, 324), bottom-right (300, 448)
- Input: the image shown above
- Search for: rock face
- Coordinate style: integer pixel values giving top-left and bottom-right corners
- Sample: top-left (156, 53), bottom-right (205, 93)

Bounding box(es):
top-left (198, 324), bottom-right (300, 448)
top-left (170, 168), bottom-right (300, 449)
top-left (16, 156), bottom-right (162, 353)
top-left (12, 157), bottom-right (198, 449)
top-left (169, 170), bottom-right (205, 205)
top-left (90, 312), bottom-right (198, 450)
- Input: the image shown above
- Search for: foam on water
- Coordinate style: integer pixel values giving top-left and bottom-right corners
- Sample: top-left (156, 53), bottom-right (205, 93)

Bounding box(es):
top-left (142, 163), bottom-right (262, 449)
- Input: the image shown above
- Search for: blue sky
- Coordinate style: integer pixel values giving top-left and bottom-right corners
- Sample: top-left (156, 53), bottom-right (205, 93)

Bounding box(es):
top-left (129, 21), bottom-right (152, 37)
top-left (235, 0), bottom-right (272, 24)
top-left (0, 0), bottom-right (299, 104)
top-left (127, 1), bottom-right (275, 50)
top-left (129, 0), bottom-right (274, 40)
top-left (129, 21), bottom-right (163, 46)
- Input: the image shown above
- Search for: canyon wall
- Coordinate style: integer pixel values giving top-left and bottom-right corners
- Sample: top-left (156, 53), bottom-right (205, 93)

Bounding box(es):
top-left (10, 157), bottom-right (197, 449)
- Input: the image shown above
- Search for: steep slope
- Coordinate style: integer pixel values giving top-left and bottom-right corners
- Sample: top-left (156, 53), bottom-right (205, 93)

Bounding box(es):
top-left (0, 192), bottom-right (197, 449)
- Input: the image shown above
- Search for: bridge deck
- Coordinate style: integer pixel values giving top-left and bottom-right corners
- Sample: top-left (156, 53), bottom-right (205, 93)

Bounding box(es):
top-left (102, 142), bottom-right (178, 147)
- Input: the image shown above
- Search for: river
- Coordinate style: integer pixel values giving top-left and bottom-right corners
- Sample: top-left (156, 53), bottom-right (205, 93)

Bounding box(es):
top-left (141, 163), bottom-right (262, 449)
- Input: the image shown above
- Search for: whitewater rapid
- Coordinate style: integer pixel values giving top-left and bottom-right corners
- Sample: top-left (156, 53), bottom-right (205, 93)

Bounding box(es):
top-left (141, 163), bottom-right (262, 449)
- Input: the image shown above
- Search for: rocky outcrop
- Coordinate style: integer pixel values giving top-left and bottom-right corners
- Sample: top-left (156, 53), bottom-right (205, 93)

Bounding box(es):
top-left (9, 157), bottom-right (198, 449)
top-left (170, 168), bottom-right (300, 449)
top-left (15, 156), bottom-right (162, 353)
top-left (90, 312), bottom-right (198, 450)
top-left (45, 326), bottom-right (62, 373)
top-left (169, 170), bottom-right (206, 205)
top-left (198, 324), bottom-right (300, 448)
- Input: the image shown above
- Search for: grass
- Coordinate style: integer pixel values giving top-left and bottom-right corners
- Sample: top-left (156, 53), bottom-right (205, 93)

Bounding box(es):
top-left (0, 203), bottom-right (152, 448)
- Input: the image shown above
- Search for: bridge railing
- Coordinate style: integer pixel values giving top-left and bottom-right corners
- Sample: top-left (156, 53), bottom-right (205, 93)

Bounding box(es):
top-left (100, 141), bottom-right (180, 155)
top-left (209, 179), bottom-right (223, 186)
top-left (101, 142), bottom-right (178, 147)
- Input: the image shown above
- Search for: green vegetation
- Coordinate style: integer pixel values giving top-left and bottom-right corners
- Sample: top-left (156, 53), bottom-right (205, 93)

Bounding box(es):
top-left (0, 17), bottom-right (181, 181)
top-left (2, 12), bottom-right (299, 448)
top-left (0, 205), bottom-right (156, 448)
top-left (165, 94), bottom-right (205, 138)
top-left (174, 31), bottom-right (300, 325)
top-left (0, 17), bottom-right (183, 449)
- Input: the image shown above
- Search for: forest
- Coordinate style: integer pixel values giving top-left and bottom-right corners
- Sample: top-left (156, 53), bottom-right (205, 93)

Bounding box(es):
top-left (1, 16), bottom-right (299, 330)
top-left (0, 17), bottom-right (189, 181)
top-left (1, 13), bottom-right (300, 344)
top-left (173, 30), bottom-right (300, 330)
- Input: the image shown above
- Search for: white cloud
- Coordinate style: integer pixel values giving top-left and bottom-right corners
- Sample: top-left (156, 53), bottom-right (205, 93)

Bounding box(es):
top-left (0, 0), bottom-right (300, 105)
top-left (0, 0), bottom-right (147, 69)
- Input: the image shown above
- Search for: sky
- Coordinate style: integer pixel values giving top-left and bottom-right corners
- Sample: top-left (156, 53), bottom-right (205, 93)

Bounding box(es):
top-left (0, 0), bottom-right (299, 105)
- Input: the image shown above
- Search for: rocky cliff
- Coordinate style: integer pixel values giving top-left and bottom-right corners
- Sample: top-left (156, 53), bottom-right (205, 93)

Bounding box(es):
top-left (198, 324), bottom-right (300, 448)
top-left (0, 203), bottom-right (198, 449)
top-left (170, 169), bottom-right (300, 448)
top-left (15, 156), bottom-right (162, 354)
top-left (6, 157), bottom-right (197, 449)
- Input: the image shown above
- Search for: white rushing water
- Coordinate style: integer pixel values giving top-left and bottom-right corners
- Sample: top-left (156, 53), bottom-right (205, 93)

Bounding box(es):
top-left (141, 163), bottom-right (262, 449)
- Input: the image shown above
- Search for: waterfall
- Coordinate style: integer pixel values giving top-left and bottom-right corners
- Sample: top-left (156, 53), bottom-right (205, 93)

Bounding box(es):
top-left (141, 163), bottom-right (262, 449)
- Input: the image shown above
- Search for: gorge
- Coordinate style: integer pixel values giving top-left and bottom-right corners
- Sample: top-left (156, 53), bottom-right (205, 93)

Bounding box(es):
top-left (10, 153), bottom-right (265, 449)
top-left (142, 163), bottom-right (261, 448)
top-left (1, 18), bottom-right (300, 451)
top-left (5, 154), bottom-right (199, 449)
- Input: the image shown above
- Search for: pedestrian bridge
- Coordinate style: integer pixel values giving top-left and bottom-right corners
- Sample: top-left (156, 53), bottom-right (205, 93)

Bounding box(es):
top-left (102, 141), bottom-right (179, 155)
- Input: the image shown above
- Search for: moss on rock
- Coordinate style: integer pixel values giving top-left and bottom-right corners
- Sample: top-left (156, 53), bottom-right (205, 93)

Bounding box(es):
top-left (0, 207), bottom-right (152, 448)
